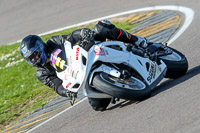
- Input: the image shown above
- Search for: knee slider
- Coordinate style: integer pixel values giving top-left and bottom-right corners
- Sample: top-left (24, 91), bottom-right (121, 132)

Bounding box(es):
top-left (98, 20), bottom-right (115, 29)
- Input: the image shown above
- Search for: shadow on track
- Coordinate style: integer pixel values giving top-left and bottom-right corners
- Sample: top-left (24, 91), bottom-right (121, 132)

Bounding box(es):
top-left (107, 100), bottom-right (137, 110)
top-left (151, 65), bottom-right (200, 96)
top-left (107, 65), bottom-right (200, 111)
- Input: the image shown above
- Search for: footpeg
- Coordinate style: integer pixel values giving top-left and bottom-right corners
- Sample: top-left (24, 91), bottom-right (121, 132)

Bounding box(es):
top-left (111, 97), bottom-right (120, 104)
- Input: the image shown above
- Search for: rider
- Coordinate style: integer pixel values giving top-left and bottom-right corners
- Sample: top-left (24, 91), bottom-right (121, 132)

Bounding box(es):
top-left (19, 20), bottom-right (149, 111)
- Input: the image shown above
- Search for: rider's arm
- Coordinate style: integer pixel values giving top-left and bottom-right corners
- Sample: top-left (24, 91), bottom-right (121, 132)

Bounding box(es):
top-left (47, 28), bottom-right (92, 47)
top-left (62, 28), bottom-right (94, 50)
top-left (60, 29), bottom-right (82, 45)
top-left (36, 66), bottom-right (68, 97)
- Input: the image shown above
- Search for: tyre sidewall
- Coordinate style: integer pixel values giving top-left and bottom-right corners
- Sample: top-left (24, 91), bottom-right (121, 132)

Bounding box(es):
top-left (158, 47), bottom-right (188, 78)
top-left (93, 73), bottom-right (151, 101)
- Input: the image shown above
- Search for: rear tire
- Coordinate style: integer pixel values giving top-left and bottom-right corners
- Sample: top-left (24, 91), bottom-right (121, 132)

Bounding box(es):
top-left (158, 47), bottom-right (188, 78)
top-left (92, 72), bottom-right (151, 101)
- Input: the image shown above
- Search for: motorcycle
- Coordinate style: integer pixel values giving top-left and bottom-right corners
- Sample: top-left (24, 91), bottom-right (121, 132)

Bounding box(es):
top-left (50, 40), bottom-right (188, 104)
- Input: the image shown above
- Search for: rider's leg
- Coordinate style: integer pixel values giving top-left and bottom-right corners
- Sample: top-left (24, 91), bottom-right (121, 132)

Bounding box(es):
top-left (88, 97), bottom-right (111, 111)
top-left (92, 20), bottom-right (149, 48)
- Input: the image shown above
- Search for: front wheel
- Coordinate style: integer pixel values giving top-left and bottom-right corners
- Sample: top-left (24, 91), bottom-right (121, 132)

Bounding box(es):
top-left (158, 47), bottom-right (188, 78)
top-left (92, 72), bottom-right (151, 101)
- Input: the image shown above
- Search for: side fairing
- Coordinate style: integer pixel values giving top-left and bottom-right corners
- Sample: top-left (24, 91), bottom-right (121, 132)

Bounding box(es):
top-left (56, 41), bottom-right (88, 93)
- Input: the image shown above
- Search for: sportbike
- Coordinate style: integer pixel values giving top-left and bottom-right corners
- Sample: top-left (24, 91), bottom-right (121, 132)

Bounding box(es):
top-left (51, 40), bottom-right (188, 104)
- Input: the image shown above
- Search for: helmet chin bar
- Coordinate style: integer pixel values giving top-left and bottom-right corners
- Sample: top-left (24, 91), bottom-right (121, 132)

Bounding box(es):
top-left (20, 36), bottom-right (46, 67)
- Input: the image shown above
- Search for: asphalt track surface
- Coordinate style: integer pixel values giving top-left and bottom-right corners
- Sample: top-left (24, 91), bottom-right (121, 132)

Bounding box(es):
top-left (1, 0), bottom-right (200, 133)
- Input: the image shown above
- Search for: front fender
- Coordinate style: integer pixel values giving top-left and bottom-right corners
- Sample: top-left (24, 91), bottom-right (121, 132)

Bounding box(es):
top-left (88, 64), bottom-right (121, 85)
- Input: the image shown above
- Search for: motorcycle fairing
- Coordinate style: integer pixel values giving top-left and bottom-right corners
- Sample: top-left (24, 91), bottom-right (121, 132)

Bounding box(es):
top-left (56, 41), bottom-right (167, 98)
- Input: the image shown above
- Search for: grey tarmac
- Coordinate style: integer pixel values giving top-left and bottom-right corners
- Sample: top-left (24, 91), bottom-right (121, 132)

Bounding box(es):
top-left (1, 0), bottom-right (200, 133)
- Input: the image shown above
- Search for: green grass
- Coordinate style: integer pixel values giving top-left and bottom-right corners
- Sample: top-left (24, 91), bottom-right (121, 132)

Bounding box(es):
top-left (0, 20), bottom-right (135, 129)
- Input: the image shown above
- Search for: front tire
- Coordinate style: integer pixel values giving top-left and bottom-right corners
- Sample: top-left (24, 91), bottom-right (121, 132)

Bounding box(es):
top-left (158, 47), bottom-right (188, 78)
top-left (92, 72), bottom-right (151, 101)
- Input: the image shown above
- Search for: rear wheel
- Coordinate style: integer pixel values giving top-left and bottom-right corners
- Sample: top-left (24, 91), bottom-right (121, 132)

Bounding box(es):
top-left (92, 72), bottom-right (151, 101)
top-left (158, 47), bottom-right (188, 78)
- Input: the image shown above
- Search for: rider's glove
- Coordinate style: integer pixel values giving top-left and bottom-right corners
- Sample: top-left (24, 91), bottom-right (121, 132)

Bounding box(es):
top-left (58, 86), bottom-right (74, 98)
top-left (80, 28), bottom-right (94, 43)
top-left (80, 28), bottom-right (95, 50)
top-left (64, 89), bottom-right (73, 97)
top-left (135, 36), bottom-right (149, 48)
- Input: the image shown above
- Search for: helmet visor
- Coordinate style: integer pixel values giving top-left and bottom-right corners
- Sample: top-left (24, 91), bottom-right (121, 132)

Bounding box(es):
top-left (24, 40), bottom-right (44, 66)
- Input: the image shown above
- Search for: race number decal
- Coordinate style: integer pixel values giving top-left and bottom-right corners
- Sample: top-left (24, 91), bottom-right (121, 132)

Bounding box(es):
top-left (147, 63), bottom-right (156, 83)
top-left (94, 47), bottom-right (105, 55)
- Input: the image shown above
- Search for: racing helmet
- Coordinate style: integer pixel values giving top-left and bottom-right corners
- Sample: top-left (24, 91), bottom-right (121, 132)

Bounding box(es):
top-left (19, 35), bottom-right (47, 67)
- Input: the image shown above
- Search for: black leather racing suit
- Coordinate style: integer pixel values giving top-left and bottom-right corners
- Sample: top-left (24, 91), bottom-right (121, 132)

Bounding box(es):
top-left (36, 20), bottom-right (141, 111)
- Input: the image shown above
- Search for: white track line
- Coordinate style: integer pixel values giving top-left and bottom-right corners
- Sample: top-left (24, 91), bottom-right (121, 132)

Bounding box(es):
top-left (26, 5), bottom-right (194, 133)
top-left (26, 97), bottom-right (87, 133)
top-left (11, 5), bottom-right (194, 45)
